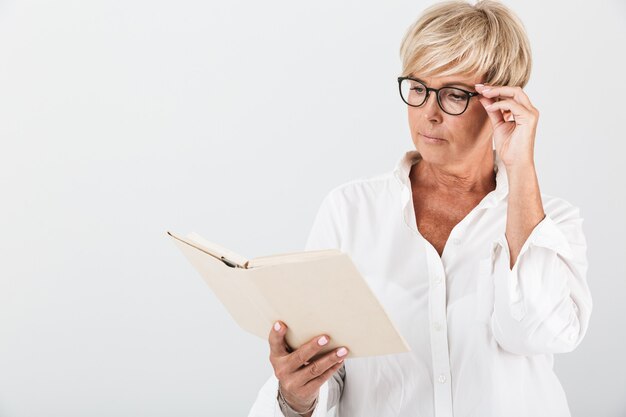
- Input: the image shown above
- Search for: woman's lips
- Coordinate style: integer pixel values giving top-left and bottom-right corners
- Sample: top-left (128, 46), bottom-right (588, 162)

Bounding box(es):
top-left (420, 132), bottom-right (446, 143)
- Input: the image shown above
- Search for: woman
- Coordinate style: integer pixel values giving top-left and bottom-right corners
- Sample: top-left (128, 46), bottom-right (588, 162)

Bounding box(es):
top-left (249, 1), bottom-right (592, 416)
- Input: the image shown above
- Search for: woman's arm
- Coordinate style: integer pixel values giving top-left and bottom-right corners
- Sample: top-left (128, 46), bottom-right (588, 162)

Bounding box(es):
top-left (504, 164), bottom-right (545, 269)
top-left (476, 84), bottom-right (592, 355)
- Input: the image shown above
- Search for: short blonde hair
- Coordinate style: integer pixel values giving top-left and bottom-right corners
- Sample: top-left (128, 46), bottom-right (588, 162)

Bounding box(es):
top-left (399, 0), bottom-right (532, 87)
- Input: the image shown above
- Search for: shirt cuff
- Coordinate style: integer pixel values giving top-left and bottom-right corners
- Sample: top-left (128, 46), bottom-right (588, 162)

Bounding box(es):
top-left (495, 213), bottom-right (574, 271)
top-left (492, 214), bottom-right (576, 323)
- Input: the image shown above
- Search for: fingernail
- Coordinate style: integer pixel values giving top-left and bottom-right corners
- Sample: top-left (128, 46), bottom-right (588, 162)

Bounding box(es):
top-left (337, 347), bottom-right (348, 357)
top-left (475, 83), bottom-right (484, 88)
top-left (482, 88), bottom-right (491, 93)
top-left (318, 336), bottom-right (328, 346)
top-left (274, 322), bottom-right (281, 332)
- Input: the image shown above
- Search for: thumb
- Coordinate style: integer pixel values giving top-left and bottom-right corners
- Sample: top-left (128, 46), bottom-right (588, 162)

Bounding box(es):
top-left (268, 321), bottom-right (290, 357)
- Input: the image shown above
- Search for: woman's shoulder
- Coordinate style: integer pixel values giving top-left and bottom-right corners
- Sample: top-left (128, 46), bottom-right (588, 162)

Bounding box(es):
top-left (323, 171), bottom-right (399, 207)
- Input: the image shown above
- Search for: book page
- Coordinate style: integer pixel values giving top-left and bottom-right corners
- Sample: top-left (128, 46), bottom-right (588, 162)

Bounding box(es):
top-left (184, 232), bottom-right (250, 268)
top-left (248, 249), bottom-right (342, 268)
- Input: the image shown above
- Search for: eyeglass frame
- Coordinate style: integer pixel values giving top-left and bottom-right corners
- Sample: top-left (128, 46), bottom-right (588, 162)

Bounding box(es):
top-left (397, 76), bottom-right (480, 116)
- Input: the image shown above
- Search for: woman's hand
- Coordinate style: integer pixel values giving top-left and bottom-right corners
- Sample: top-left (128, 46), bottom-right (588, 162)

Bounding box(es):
top-left (475, 84), bottom-right (539, 170)
top-left (269, 321), bottom-right (348, 414)
top-left (475, 83), bottom-right (545, 269)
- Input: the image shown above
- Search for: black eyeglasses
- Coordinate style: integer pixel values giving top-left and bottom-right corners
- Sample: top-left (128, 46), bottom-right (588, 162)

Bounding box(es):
top-left (397, 76), bottom-right (480, 116)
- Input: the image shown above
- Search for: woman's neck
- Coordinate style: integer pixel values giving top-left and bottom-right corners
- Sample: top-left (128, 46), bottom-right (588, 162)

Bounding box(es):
top-left (412, 154), bottom-right (496, 196)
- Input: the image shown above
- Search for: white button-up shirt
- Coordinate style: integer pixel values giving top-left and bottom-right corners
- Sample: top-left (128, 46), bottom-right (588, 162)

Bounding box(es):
top-left (248, 149), bottom-right (592, 417)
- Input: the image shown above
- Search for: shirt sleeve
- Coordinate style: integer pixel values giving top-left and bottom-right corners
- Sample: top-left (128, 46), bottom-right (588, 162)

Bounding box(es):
top-left (248, 191), bottom-right (346, 416)
top-left (304, 190), bottom-right (344, 252)
top-left (327, 364), bottom-right (346, 409)
top-left (489, 202), bottom-right (593, 355)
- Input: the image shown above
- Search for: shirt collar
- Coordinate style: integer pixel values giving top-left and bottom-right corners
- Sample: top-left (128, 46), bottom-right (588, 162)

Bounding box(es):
top-left (392, 148), bottom-right (509, 203)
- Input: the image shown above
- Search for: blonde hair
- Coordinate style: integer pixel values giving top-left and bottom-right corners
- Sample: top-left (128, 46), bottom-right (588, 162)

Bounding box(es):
top-left (399, 0), bottom-right (532, 87)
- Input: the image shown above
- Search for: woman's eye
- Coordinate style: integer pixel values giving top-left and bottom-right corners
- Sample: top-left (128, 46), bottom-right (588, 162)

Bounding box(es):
top-left (412, 87), bottom-right (426, 94)
top-left (445, 92), bottom-right (466, 101)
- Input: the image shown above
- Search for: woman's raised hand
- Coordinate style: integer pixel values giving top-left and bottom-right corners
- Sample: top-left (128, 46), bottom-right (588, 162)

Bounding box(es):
top-left (475, 83), bottom-right (539, 171)
top-left (268, 321), bottom-right (348, 413)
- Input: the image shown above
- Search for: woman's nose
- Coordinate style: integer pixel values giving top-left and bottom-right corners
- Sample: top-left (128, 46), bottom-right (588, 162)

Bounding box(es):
top-left (423, 92), bottom-right (443, 121)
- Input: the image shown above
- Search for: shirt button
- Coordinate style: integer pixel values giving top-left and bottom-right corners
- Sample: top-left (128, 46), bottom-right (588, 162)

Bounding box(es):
top-left (432, 322), bottom-right (442, 331)
top-left (433, 276), bottom-right (442, 285)
top-left (452, 238), bottom-right (461, 245)
top-left (438, 374), bottom-right (447, 384)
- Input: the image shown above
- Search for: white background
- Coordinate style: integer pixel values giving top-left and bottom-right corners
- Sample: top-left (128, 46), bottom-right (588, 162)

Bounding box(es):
top-left (0, 1), bottom-right (625, 416)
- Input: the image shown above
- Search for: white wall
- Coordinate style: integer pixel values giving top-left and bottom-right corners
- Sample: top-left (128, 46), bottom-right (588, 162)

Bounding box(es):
top-left (0, 0), bottom-right (624, 416)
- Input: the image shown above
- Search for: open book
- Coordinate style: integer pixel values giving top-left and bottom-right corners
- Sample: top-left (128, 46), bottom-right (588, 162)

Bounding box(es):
top-left (167, 231), bottom-right (410, 358)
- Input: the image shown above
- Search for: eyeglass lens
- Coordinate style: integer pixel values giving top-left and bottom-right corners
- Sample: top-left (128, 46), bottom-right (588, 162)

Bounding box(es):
top-left (400, 79), bottom-right (469, 115)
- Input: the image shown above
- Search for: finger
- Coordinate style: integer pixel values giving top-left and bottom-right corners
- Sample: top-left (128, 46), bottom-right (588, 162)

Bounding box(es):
top-left (268, 321), bottom-right (290, 358)
top-left (303, 360), bottom-right (346, 392)
top-left (285, 334), bottom-right (332, 372)
top-left (479, 96), bottom-right (519, 124)
top-left (478, 96), bottom-right (505, 127)
top-left (483, 99), bottom-right (536, 126)
top-left (293, 347), bottom-right (349, 385)
top-left (475, 84), bottom-right (533, 109)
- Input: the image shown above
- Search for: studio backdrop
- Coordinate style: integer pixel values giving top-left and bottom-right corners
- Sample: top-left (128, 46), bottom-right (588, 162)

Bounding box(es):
top-left (0, 1), bottom-right (624, 416)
